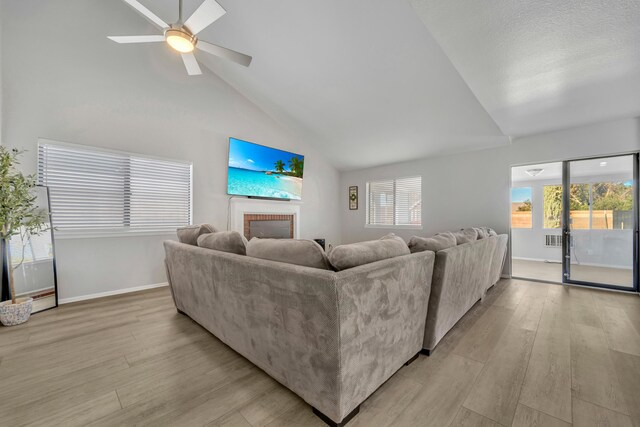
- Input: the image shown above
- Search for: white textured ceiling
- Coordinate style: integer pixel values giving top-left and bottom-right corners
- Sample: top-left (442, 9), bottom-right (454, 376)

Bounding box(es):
top-left (409, 0), bottom-right (640, 137)
top-left (511, 156), bottom-right (633, 182)
top-left (125, 0), bottom-right (508, 170)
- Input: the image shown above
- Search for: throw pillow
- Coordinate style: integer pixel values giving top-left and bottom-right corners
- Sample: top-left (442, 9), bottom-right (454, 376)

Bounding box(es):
top-left (177, 224), bottom-right (217, 246)
top-left (474, 227), bottom-right (489, 239)
top-left (246, 238), bottom-right (333, 270)
top-left (197, 231), bottom-right (248, 255)
top-left (328, 233), bottom-right (410, 271)
top-left (408, 232), bottom-right (457, 253)
top-left (452, 228), bottom-right (478, 245)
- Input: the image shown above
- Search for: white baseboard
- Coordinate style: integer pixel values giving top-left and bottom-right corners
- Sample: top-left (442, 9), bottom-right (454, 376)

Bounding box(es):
top-left (512, 256), bottom-right (559, 262)
top-left (59, 282), bottom-right (168, 305)
top-left (512, 257), bottom-right (630, 270)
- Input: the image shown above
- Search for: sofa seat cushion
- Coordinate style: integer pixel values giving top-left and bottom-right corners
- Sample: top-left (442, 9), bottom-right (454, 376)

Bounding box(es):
top-left (177, 224), bottom-right (217, 246)
top-left (197, 231), bottom-right (248, 255)
top-left (328, 233), bottom-right (410, 271)
top-left (246, 238), bottom-right (333, 270)
top-left (408, 232), bottom-right (456, 253)
top-left (452, 228), bottom-right (478, 245)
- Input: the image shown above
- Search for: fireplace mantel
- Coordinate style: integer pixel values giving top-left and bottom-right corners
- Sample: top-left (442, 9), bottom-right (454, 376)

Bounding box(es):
top-left (229, 198), bottom-right (302, 238)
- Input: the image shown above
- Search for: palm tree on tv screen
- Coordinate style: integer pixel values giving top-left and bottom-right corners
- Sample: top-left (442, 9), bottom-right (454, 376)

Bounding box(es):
top-left (289, 157), bottom-right (304, 178)
top-left (274, 160), bottom-right (285, 173)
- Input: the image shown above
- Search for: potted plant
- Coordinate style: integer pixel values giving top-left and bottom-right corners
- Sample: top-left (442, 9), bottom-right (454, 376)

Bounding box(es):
top-left (0, 147), bottom-right (48, 326)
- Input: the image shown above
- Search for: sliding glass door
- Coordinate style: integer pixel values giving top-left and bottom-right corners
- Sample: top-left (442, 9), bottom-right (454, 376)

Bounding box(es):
top-left (563, 154), bottom-right (638, 290)
top-left (511, 162), bottom-right (564, 283)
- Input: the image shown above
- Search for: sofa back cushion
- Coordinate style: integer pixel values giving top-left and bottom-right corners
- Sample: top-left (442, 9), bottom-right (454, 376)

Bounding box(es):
top-left (452, 228), bottom-right (478, 245)
top-left (246, 238), bottom-right (333, 270)
top-left (197, 231), bottom-right (248, 255)
top-left (408, 232), bottom-right (456, 253)
top-left (328, 233), bottom-right (410, 271)
top-left (177, 224), bottom-right (217, 246)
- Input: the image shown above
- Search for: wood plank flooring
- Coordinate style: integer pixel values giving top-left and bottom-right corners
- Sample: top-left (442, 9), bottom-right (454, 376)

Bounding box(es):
top-left (1, 279), bottom-right (639, 426)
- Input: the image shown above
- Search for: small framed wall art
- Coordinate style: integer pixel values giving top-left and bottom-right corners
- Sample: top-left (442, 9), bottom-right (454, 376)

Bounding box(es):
top-left (349, 186), bottom-right (358, 210)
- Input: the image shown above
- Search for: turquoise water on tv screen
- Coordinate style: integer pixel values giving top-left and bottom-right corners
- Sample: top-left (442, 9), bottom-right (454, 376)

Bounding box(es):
top-left (228, 168), bottom-right (302, 200)
top-left (227, 138), bottom-right (304, 200)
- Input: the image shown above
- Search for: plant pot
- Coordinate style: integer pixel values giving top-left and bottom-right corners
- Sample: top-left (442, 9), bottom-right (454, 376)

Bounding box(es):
top-left (0, 298), bottom-right (33, 326)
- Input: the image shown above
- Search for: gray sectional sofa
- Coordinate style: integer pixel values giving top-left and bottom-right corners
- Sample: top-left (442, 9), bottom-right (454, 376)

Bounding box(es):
top-left (410, 231), bottom-right (509, 353)
top-left (164, 225), bottom-right (506, 425)
top-left (489, 234), bottom-right (509, 290)
top-left (164, 238), bottom-right (435, 426)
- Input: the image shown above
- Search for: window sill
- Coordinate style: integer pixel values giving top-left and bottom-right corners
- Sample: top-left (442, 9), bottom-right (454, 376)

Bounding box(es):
top-left (54, 229), bottom-right (177, 240)
top-left (365, 224), bottom-right (423, 230)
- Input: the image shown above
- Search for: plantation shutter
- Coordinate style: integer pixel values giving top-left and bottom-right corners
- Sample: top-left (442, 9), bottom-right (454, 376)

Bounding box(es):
top-left (38, 141), bottom-right (192, 233)
top-left (366, 176), bottom-right (421, 226)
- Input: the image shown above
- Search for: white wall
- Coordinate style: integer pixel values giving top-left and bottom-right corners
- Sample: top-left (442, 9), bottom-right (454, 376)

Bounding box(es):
top-left (340, 118), bottom-right (640, 274)
top-left (1, 0), bottom-right (341, 301)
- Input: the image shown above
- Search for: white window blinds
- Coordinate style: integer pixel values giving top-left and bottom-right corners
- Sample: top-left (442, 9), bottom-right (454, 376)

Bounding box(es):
top-left (366, 176), bottom-right (422, 226)
top-left (38, 141), bottom-right (192, 233)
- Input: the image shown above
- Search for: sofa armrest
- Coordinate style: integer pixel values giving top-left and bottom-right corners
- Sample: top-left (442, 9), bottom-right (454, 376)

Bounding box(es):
top-left (333, 251), bottom-right (435, 419)
top-left (423, 237), bottom-right (496, 350)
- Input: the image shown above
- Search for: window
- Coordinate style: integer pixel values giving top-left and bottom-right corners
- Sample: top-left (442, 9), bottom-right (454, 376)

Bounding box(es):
top-left (38, 140), bottom-right (192, 235)
top-left (511, 187), bottom-right (532, 228)
top-left (366, 176), bottom-right (421, 227)
top-left (567, 184), bottom-right (590, 229)
top-left (543, 184), bottom-right (590, 228)
top-left (543, 185), bottom-right (562, 229)
top-left (591, 181), bottom-right (633, 230)
top-left (541, 182), bottom-right (632, 230)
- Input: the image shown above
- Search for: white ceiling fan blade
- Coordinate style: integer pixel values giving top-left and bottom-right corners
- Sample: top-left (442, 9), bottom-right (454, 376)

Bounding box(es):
top-left (108, 35), bottom-right (165, 44)
top-left (181, 53), bottom-right (202, 76)
top-left (197, 41), bottom-right (252, 67)
top-left (122, 0), bottom-right (169, 29)
top-left (184, 0), bottom-right (226, 35)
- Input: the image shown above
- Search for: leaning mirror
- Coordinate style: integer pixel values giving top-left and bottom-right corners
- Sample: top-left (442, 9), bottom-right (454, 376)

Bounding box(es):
top-left (9, 186), bottom-right (58, 313)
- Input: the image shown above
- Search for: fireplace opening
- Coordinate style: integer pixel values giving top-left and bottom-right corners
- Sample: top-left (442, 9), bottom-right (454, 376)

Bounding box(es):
top-left (244, 214), bottom-right (294, 239)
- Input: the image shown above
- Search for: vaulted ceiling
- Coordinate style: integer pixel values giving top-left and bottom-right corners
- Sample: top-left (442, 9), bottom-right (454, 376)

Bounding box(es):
top-left (94, 1), bottom-right (640, 169)
top-left (409, 0), bottom-right (640, 137)
top-left (127, 0), bottom-right (509, 170)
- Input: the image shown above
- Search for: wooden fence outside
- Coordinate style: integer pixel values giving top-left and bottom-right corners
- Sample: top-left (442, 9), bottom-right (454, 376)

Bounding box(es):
top-left (512, 210), bottom-right (632, 229)
top-left (511, 212), bottom-right (532, 228)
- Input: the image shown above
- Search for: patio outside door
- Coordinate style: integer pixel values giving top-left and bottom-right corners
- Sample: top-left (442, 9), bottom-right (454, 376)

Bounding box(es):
top-left (562, 154), bottom-right (638, 291)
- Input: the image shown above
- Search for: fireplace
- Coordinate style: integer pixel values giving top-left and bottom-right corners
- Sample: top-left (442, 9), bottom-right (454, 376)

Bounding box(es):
top-left (244, 214), bottom-right (294, 239)
top-left (229, 198), bottom-right (301, 239)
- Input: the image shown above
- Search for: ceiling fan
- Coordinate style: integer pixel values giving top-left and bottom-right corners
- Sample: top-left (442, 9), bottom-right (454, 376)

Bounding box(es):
top-left (108, 0), bottom-right (252, 76)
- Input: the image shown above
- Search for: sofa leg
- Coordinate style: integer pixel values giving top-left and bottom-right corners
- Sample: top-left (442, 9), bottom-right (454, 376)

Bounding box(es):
top-left (312, 405), bottom-right (360, 427)
top-left (404, 352), bottom-right (420, 366)
top-left (420, 348), bottom-right (432, 356)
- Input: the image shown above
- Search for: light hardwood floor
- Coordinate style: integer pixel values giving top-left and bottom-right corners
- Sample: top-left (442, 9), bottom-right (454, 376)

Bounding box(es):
top-left (1, 279), bottom-right (640, 426)
top-left (512, 259), bottom-right (634, 288)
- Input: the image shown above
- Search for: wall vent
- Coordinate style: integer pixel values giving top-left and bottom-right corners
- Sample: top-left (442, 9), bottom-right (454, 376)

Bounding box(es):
top-left (545, 235), bottom-right (562, 247)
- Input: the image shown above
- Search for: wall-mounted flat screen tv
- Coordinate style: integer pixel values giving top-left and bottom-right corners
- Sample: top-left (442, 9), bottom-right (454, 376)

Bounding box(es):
top-left (227, 137), bottom-right (304, 200)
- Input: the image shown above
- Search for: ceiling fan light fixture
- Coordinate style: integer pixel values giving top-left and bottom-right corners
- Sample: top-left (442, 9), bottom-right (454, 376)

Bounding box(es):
top-left (165, 28), bottom-right (196, 53)
top-left (525, 168), bottom-right (544, 177)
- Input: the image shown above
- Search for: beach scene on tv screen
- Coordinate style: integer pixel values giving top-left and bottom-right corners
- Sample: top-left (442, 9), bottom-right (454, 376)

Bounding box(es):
top-left (227, 138), bottom-right (304, 200)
